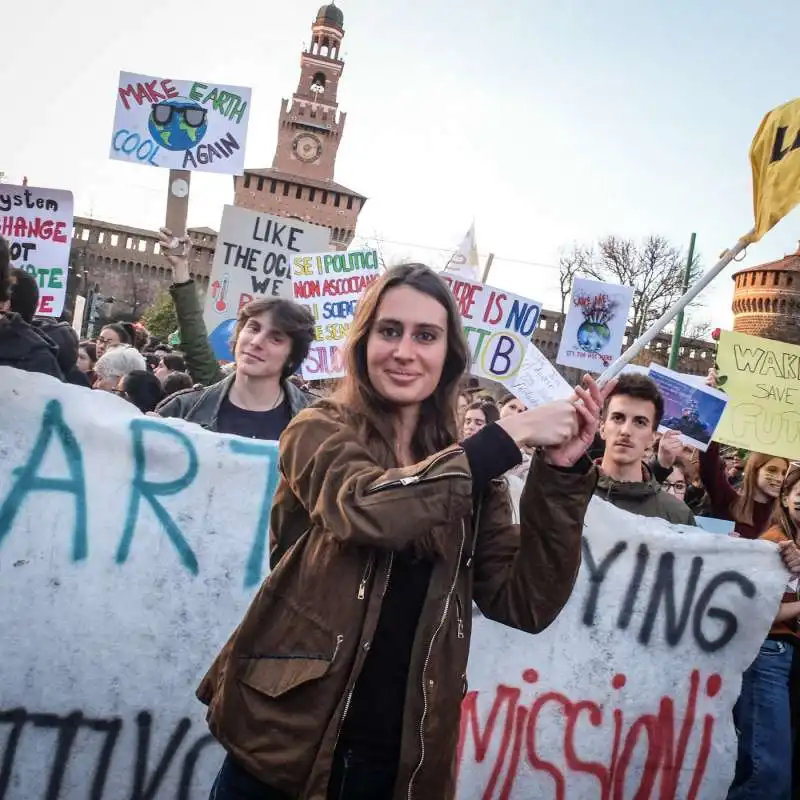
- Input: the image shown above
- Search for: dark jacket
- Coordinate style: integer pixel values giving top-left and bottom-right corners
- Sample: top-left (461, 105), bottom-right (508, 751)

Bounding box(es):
top-left (155, 373), bottom-right (311, 430)
top-left (31, 319), bottom-right (90, 387)
top-left (196, 400), bottom-right (597, 800)
top-left (0, 313), bottom-right (63, 380)
top-left (595, 463), bottom-right (696, 525)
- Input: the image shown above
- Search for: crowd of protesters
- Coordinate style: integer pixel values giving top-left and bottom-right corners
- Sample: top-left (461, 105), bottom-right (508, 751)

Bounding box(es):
top-left (2, 227), bottom-right (800, 800)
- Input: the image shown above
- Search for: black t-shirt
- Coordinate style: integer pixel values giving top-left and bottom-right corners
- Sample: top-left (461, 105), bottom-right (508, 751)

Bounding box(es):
top-left (215, 393), bottom-right (292, 441)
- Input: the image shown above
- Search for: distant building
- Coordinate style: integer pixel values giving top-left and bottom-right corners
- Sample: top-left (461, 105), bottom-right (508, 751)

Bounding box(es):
top-left (732, 244), bottom-right (800, 345)
top-left (67, 217), bottom-right (216, 323)
top-left (234, 3), bottom-right (366, 249)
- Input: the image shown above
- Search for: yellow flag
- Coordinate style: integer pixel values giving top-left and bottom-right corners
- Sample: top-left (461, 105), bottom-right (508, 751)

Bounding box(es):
top-left (747, 97), bottom-right (800, 244)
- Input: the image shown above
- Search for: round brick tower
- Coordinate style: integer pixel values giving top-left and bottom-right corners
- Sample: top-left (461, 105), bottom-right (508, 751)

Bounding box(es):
top-left (731, 244), bottom-right (800, 345)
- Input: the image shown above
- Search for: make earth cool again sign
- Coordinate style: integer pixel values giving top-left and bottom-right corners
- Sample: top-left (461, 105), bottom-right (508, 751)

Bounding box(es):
top-left (0, 368), bottom-right (787, 799)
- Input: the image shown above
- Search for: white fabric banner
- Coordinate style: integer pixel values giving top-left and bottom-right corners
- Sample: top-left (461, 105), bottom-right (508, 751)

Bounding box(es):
top-left (0, 368), bottom-right (786, 799)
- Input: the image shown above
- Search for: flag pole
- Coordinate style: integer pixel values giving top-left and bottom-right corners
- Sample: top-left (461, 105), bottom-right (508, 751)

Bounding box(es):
top-left (596, 231), bottom-right (753, 388)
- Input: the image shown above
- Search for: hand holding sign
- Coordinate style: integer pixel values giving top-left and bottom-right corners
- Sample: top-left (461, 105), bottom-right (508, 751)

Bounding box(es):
top-left (158, 228), bottom-right (191, 283)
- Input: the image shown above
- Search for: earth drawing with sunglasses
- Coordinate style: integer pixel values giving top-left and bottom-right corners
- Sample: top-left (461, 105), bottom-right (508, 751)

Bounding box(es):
top-left (149, 98), bottom-right (209, 151)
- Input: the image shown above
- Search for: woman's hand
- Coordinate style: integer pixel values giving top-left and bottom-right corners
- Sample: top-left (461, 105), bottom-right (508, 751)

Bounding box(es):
top-left (706, 368), bottom-right (719, 389)
top-left (158, 227), bottom-right (192, 283)
top-left (545, 376), bottom-right (615, 468)
top-left (496, 401), bottom-right (579, 448)
top-left (658, 430), bottom-right (683, 468)
top-left (779, 540), bottom-right (800, 575)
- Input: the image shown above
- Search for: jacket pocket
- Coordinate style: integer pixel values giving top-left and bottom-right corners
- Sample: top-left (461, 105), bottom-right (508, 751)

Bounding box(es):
top-left (239, 635), bottom-right (343, 698)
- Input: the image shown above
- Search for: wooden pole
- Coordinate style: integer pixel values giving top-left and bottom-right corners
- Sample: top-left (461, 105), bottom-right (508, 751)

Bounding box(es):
top-left (597, 232), bottom-right (752, 387)
top-left (165, 169), bottom-right (191, 237)
top-left (481, 253), bottom-right (495, 284)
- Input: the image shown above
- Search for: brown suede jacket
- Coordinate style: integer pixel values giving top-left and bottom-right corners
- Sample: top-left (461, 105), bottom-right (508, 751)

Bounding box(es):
top-left (197, 401), bottom-right (597, 800)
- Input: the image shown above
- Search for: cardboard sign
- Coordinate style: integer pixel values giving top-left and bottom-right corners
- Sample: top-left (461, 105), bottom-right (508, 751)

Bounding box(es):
top-left (110, 71), bottom-right (251, 174)
top-left (557, 277), bottom-right (634, 373)
top-left (0, 184), bottom-right (74, 317)
top-left (649, 364), bottom-right (729, 452)
top-left (292, 249), bottom-right (381, 380)
top-left (202, 206), bottom-right (330, 360)
top-left (0, 367), bottom-right (786, 799)
top-left (440, 274), bottom-right (542, 383)
top-left (714, 330), bottom-right (800, 460)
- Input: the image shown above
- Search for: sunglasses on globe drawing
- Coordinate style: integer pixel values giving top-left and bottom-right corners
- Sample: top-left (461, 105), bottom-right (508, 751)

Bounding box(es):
top-left (151, 103), bottom-right (207, 128)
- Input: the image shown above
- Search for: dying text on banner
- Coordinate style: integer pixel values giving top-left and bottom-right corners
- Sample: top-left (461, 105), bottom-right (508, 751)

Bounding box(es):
top-left (440, 273), bottom-right (542, 384)
top-left (0, 367), bottom-right (787, 799)
top-left (110, 72), bottom-right (251, 174)
top-left (293, 248), bottom-right (381, 379)
top-left (0, 184), bottom-right (74, 317)
top-left (202, 206), bottom-right (329, 360)
top-left (558, 277), bottom-right (634, 373)
top-left (714, 330), bottom-right (800, 459)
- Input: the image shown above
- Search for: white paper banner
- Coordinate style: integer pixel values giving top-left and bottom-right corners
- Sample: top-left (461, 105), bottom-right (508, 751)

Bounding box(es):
top-left (202, 206), bottom-right (330, 361)
top-left (110, 71), bottom-right (251, 174)
top-left (0, 368), bottom-right (785, 799)
top-left (0, 183), bottom-right (74, 317)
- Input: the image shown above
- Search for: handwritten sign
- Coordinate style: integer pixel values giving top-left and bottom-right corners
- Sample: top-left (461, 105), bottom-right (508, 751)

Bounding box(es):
top-left (202, 206), bottom-right (329, 360)
top-left (292, 249), bottom-right (380, 379)
top-left (0, 183), bottom-right (74, 317)
top-left (714, 330), bottom-right (800, 459)
top-left (506, 343), bottom-right (572, 409)
top-left (557, 277), bottom-right (633, 373)
top-left (0, 368), bottom-right (786, 799)
top-left (440, 274), bottom-right (542, 383)
top-left (110, 71), bottom-right (252, 174)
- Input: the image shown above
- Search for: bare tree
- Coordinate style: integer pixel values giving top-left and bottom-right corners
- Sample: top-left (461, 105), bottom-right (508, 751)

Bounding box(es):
top-left (579, 235), bottom-right (702, 340)
top-left (558, 244), bottom-right (592, 317)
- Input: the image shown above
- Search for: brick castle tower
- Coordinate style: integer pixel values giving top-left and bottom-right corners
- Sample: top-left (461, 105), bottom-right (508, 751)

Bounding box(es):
top-left (731, 244), bottom-right (800, 345)
top-left (234, 2), bottom-right (366, 251)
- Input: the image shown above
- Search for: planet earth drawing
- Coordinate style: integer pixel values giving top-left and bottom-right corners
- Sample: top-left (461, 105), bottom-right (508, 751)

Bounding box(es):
top-left (577, 321), bottom-right (611, 353)
top-left (148, 98), bottom-right (208, 152)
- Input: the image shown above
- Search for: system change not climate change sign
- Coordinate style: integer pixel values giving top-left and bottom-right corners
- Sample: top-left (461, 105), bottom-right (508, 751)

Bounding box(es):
top-left (0, 184), bottom-right (74, 317)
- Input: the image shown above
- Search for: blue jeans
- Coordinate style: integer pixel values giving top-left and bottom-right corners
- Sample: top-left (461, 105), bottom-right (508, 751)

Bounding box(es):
top-left (210, 748), bottom-right (397, 800)
top-left (727, 638), bottom-right (794, 800)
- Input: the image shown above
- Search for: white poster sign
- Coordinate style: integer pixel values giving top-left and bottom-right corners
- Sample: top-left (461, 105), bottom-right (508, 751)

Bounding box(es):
top-left (110, 71), bottom-right (251, 174)
top-left (557, 277), bottom-right (634, 373)
top-left (0, 368), bottom-right (786, 799)
top-left (202, 206), bottom-right (329, 361)
top-left (292, 249), bottom-right (381, 380)
top-left (440, 274), bottom-right (542, 384)
top-left (506, 344), bottom-right (573, 409)
top-left (0, 184), bottom-right (74, 317)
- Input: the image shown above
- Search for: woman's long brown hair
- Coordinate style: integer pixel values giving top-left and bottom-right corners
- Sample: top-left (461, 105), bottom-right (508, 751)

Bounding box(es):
top-left (771, 465), bottom-right (800, 541)
top-left (334, 263), bottom-right (469, 466)
top-left (731, 452), bottom-right (788, 527)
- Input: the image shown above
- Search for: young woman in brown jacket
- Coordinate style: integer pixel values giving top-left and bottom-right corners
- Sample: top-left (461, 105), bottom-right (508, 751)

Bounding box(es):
top-left (201, 263), bottom-right (611, 800)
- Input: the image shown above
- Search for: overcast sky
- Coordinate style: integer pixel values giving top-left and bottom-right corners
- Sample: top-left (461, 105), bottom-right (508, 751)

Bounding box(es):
top-left (3, 0), bottom-right (800, 328)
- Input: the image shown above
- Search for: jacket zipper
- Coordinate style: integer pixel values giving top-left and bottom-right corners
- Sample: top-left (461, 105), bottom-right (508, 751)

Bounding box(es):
top-left (333, 553), bottom-right (394, 756)
top-left (407, 520), bottom-right (466, 800)
top-left (365, 449), bottom-right (465, 495)
top-left (332, 633), bottom-right (344, 662)
top-left (455, 594), bottom-right (464, 639)
top-left (357, 556), bottom-right (374, 600)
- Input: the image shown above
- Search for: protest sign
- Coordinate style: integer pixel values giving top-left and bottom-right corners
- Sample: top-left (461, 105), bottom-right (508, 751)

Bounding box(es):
top-left (110, 72), bottom-right (251, 174)
top-left (558, 277), bottom-right (634, 373)
top-left (202, 206), bottom-right (329, 360)
top-left (649, 364), bottom-right (728, 451)
top-left (696, 517), bottom-right (737, 535)
top-left (292, 248), bottom-right (380, 379)
top-left (0, 367), bottom-right (786, 799)
top-left (0, 183), bottom-right (74, 317)
top-left (714, 330), bottom-right (800, 460)
top-left (506, 343), bottom-right (572, 409)
top-left (440, 274), bottom-right (542, 384)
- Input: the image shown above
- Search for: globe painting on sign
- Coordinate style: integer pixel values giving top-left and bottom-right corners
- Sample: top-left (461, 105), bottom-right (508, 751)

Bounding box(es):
top-left (148, 99), bottom-right (209, 151)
